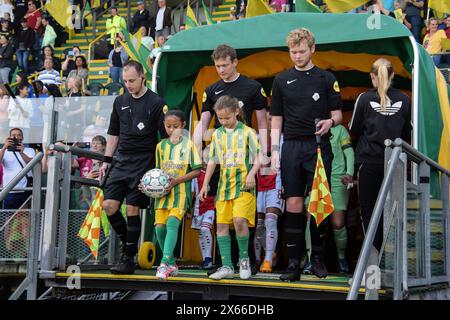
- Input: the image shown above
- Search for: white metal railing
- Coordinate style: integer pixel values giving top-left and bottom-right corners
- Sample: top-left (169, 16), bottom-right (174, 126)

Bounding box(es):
top-left (347, 138), bottom-right (450, 300)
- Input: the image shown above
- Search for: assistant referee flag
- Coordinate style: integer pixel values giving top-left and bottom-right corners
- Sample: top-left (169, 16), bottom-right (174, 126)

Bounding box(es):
top-left (307, 147), bottom-right (334, 226)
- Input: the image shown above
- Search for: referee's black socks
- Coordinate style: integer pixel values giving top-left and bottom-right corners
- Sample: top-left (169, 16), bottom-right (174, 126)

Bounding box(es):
top-left (125, 215), bottom-right (142, 257)
top-left (284, 212), bottom-right (307, 264)
top-left (107, 210), bottom-right (127, 244)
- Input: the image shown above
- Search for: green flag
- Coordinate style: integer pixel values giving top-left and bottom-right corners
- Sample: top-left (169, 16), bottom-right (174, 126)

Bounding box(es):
top-left (186, 0), bottom-right (199, 29)
top-left (119, 29), bottom-right (153, 80)
top-left (296, 0), bottom-right (322, 13)
top-left (202, 0), bottom-right (214, 25)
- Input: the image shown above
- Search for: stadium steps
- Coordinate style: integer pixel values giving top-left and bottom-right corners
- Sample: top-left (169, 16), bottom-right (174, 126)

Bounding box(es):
top-left (212, 0), bottom-right (235, 22)
top-left (52, 1), bottom-right (139, 87)
top-left (54, 1), bottom-right (138, 56)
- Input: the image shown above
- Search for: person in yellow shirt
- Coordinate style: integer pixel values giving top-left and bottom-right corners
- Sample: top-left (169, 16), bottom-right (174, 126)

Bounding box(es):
top-left (423, 17), bottom-right (447, 65)
top-left (199, 95), bottom-right (261, 281)
top-left (106, 7), bottom-right (127, 50)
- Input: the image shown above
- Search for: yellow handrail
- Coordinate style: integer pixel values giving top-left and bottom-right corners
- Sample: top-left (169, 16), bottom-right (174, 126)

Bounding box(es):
top-left (87, 29), bottom-right (110, 65)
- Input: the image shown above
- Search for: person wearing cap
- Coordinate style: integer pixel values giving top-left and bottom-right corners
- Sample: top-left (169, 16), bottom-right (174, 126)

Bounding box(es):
top-left (132, 1), bottom-right (150, 33)
top-left (106, 7), bottom-right (127, 50)
top-left (41, 16), bottom-right (56, 48)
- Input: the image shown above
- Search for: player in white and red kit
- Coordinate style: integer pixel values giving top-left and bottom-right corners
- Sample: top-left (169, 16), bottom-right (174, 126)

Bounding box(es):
top-left (254, 112), bottom-right (284, 273)
top-left (192, 148), bottom-right (217, 269)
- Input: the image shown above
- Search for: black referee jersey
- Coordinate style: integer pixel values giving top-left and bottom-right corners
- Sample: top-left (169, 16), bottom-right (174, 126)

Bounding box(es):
top-left (107, 89), bottom-right (168, 155)
top-left (270, 66), bottom-right (342, 140)
top-left (202, 75), bottom-right (267, 128)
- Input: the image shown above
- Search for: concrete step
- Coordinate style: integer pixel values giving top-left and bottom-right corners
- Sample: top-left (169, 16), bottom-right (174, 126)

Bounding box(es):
top-left (213, 12), bottom-right (230, 17)
top-left (213, 16), bottom-right (232, 22)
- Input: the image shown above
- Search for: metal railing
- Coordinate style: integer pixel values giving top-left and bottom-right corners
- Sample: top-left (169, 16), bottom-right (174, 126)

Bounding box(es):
top-left (0, 152), bottom-right (43, 300)
top-left (39, 144), bottom-right (122, 280)
top-left (347, 138), bottom-right (450, 300)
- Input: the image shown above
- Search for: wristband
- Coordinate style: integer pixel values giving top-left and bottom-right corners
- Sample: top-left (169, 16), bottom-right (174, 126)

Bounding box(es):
top-left (271, 145), bottom-right (280, 152)
top-left (103, 155), bottom-right (113, 163)
top-left (330, 118), bottom-right (335, 127)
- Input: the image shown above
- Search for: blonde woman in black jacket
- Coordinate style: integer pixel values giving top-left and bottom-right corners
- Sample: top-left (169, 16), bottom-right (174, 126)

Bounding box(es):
top-left (349, 58), bottom-right (411, 251)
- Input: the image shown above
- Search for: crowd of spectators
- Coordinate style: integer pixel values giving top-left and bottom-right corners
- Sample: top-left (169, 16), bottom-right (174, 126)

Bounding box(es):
top-left (228, 0), bottom-right (449, 65)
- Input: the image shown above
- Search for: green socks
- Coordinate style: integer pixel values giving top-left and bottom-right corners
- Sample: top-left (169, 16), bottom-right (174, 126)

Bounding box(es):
top-left (161, 217), bottom-right (181, 265)
top-left (236, 234), bottom-right (250, 260)
top-left (217, 235), bottom-right (233, 268)
top-left (333, 227), bottom-right (348, 260)
top-left (155, 225), bottom-right (167, 252)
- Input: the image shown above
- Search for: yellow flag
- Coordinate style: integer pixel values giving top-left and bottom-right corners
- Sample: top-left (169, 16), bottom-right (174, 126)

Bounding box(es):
top-left (324, 0), bottom-right (367, 13)
top-left (78, 190), bottom-right (103, 259)
top-left (45, 0), bottom-right (72, 27)
top-left (186, 0), bottom-right (199, 29)
top-left (428, 0), bottom-right (450, 14)
top-left (307, 147), bottom-right (334, 226)
top-left (246, 0), bottom-right (274, 18)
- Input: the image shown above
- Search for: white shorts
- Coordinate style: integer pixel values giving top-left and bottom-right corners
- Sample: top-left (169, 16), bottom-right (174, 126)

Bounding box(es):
top-left (191, 210), bottom-right (215, 230)
top-left (257, 189), bottom-right (284, 213)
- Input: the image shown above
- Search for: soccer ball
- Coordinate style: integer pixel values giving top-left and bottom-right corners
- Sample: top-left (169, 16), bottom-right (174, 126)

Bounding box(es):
top-left (140, 169), bottom-right (170, 198)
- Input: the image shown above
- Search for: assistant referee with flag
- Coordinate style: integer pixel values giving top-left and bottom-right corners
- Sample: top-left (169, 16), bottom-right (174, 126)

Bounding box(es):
top-left (270, 28), bottom-right (343, 281)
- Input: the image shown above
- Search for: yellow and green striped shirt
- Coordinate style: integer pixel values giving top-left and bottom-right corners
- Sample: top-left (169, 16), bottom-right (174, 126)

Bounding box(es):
top-left (209, 121), bottom-right (260, 201)
top-left (154, 136), bottom-right (202, 210)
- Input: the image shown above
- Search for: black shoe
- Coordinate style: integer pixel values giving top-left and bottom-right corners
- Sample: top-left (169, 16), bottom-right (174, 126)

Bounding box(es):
top-left (119, 243), bottom-right (127, 260)
top-left (110, 255), bottom-right (135, 275)
top-left (311, 254), bottom-right (328, 278)
top-left (251, 263), bottom-right (259, 275)
top-left (280, 260), bottom-right (301, 282)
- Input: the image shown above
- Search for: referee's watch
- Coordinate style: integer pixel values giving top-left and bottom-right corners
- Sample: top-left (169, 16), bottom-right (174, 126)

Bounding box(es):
top-left (329, 118), bottom-right (335, 128)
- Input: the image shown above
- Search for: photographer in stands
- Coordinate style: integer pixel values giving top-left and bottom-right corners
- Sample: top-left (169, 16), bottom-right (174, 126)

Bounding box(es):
top-left (0, 127), bottom-right (35, 209)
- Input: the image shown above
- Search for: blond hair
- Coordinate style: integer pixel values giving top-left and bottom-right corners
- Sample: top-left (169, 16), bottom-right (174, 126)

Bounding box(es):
top-left (286, 28), bottom-right (315, 49)
top-left (371, 58), bottom-right (394, 111)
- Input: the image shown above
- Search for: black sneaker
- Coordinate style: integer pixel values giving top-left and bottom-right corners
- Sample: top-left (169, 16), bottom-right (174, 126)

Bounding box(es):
top-left (337, 258), bottom-right (349, 274)
top-left (110, 255), bottom-right (135, 275)
top-left (311, 254), bottom-right (328, 278)
top-left (251, 263), bottom-right (259, 275)
top-left (280, 260), bottom-right (301, 282)
top-left (119, 243), bottom-right (127, 260)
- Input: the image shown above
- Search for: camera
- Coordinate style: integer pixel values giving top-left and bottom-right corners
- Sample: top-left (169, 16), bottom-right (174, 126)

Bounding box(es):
top-left (68, 51), bottom-right (74, 58)
top-left (7, 137), bottom-right (21, 152)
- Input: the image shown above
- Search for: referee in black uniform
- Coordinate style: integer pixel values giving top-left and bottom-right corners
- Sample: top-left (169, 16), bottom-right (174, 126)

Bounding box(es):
top-left (99, 60), bottom-right (167, 274)
top-left (193, 44), bottom-right (268, 274)
top-left (270, 28), bottom-right (343, 281)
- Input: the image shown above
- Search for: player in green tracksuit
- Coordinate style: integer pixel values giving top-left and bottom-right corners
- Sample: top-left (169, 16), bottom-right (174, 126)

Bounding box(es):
top-left (328, 124), bottom-right (355, 273)
top-left (304, 124), bottom-right (354, 274)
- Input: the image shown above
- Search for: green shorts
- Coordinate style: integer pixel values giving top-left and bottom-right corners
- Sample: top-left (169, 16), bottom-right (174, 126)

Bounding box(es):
top-left (331, 176), bottom-right (349, 212)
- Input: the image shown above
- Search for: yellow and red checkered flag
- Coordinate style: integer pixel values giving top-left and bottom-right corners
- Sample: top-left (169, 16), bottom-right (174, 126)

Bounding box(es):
top-left (78, 190), bottom-right (103, 259)
top-left (307, 147), bottom-right (334, 226)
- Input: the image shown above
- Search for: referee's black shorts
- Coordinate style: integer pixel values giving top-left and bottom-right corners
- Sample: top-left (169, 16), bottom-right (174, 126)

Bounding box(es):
top-left (103, 152), bottom-right (154, 208)
top-left (281, 137), bottom-right (333, 199)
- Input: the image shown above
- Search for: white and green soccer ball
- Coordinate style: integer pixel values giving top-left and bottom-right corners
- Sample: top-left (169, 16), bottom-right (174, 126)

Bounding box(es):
top-left (141, 169), bottom-right (170, 198)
